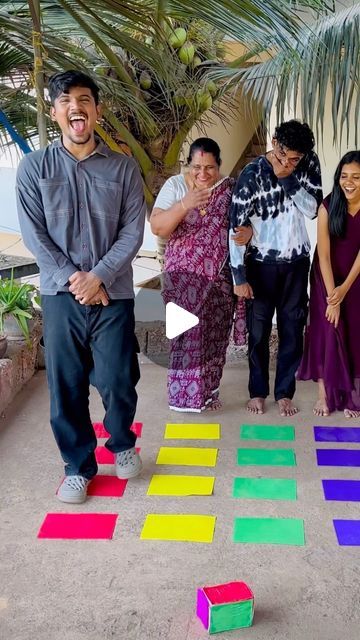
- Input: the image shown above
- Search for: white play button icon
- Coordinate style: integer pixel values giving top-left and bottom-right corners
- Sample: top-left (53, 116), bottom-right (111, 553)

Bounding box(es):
top-left (165, 302), bottom-right (199, 339)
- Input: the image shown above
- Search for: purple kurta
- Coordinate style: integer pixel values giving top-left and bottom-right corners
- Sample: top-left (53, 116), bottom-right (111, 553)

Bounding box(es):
top-left (162, 177), bottom-right (246, 412)
top-left (298, 201), bottom-right (360, 411)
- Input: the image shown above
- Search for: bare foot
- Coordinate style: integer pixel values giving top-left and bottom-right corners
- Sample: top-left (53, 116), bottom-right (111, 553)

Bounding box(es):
top-left (344, 408), bottom-right (360, 419)
top-left (247, 398), bottom-right (265, 414)
top-left (207, 398), bottom-right (222, 411)
top-left (313, 399), bottom-right (330, 417)
top-left (278, 398), bottom-right (299, 417)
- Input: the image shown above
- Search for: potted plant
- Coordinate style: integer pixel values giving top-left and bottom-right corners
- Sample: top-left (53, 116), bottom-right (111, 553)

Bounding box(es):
top-left (0, 271), bottom-right (40, 344)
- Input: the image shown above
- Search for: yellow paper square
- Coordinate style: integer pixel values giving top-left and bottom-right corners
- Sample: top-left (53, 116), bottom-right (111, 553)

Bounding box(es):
top-left (147, 474), bottom-right (215, 496)
top-left (165, 423), bottom-right (220, 440)
top-left (140, 514), bottom-right (216, 542)
top-left (156, 447), bottom-right (218, 467)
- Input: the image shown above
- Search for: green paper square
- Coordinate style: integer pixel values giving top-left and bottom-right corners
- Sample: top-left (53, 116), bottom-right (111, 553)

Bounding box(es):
top-left (234, 517), bottom-right (305, 546)
top-left (210, 600), bottom-right (254, 634)
top-left (237, 448), bottom-right (296, 466)
top-left (233, 477), bottom-right (297, 500)
top-left (240, 424), bottom-right (295, 441)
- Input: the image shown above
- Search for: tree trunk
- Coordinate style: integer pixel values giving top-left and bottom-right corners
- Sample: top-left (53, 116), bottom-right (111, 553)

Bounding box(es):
top-left (28, 0), bottom-right (48, 148)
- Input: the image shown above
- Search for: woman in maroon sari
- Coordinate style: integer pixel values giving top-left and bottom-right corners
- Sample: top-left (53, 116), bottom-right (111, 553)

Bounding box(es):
top-left (150, 138), bottom-right (251, 411)
top-left (298, 151), bottom-right (360, 418)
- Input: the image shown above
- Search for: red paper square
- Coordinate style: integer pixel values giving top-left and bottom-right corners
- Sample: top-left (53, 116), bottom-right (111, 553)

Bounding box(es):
top-left (95, 446), bottom-right (141, 464)
top-left (37, 513), bottom-right (118, 539)
top-left (93, 422), bottom-right (143, 438)
top-left (203, 582), bottom-right (253, 604)
top-left (87, 475), bottom-right (127, 497)
top-left (95, 446), bottom-right (115, 464)
top-left (93, 422), bottom-right (109, 438)
top-left (131, 422), bottom-right (143, 437)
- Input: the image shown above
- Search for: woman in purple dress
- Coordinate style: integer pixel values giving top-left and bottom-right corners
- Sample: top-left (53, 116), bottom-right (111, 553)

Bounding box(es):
top-left (298, 151), bottom-right (360, 418)
top-left (150, 138), bottom-right (251, 412)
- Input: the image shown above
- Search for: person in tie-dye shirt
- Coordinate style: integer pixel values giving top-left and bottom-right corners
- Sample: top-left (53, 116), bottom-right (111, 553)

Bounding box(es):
top-left (229, 120), bottom-right (323, 417)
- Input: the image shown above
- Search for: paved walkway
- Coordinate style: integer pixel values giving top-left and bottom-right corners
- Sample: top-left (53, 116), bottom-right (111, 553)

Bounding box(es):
top-left (0, 363), bottom-right (359, 640)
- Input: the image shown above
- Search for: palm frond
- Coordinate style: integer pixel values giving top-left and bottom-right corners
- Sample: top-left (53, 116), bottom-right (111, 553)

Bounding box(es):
top-left (208, 5), bottom-right (360, 145)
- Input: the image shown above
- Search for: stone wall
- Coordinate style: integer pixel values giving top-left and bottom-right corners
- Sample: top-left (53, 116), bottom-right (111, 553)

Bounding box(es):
top-left (0, 323), bottom-right (41, 415)
top-left (135, 321), bottom-right (279, 363)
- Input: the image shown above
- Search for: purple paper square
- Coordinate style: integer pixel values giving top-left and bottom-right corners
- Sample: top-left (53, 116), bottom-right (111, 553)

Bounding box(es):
top-left (322, 479), bottom-right (360, 501)
top-left (314, 427), bottom-right (360, 443)
top-left (196, 588), bottom-right (210, 630)
top-left (316, 449), bottom-right (360, 467)
top-left (333, 520), bottom-right (360, 545)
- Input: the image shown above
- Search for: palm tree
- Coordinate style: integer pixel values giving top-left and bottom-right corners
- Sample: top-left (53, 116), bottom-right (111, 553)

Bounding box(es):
top-left (1, 0), bottom-right (358, 203)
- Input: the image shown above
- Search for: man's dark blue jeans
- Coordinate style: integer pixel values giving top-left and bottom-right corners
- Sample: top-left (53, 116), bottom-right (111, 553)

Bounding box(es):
top-left (41, 293), bottom-right (140, 479)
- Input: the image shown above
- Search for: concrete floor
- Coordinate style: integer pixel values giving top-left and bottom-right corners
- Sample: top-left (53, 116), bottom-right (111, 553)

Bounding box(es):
top-left (0, 362), bottom-right (359, 640)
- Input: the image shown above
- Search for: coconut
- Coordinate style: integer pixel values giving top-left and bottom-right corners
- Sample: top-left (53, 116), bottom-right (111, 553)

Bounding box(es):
top-left (181, 89), bottom-right (194, 109)
top-left (168, 27), bottom-right (187, 49)
top-left (162, 19), bottom-right (174, 39)
top-left (206, 80), bottom-right (217, 97)
top-left (178, 41), bottom-right (195, 65)
top-left (93, 64), bottom-right (108, 76)
top-left (196, 90), bottom-right (213, 112)
top-left (139, 71), bottom-right (152, 90)
top-left (173, 90), bottom-right (186, 106)
top-left (193, 55), bottom-right (202, 68)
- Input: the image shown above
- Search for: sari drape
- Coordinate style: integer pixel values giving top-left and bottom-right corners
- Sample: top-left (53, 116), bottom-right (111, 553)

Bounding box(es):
top-left (162, 177), bottom-right (246, 411)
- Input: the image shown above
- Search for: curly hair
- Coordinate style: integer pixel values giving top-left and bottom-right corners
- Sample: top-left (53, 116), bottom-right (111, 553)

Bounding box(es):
top-left (274, 120), bottom-right (315, 155)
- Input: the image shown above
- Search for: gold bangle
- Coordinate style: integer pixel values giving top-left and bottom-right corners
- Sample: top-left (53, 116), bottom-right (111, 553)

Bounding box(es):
top-left (180, 198), bottom-right (186, 211)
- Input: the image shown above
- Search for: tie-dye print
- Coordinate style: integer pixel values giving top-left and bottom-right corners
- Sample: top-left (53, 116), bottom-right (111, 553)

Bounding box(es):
top-left (229, 153), bottom-right (323, 284)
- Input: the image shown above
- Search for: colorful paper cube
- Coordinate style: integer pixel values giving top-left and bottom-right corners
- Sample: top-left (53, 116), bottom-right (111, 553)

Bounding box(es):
top-left (196, 581), bottom-right (254, 634)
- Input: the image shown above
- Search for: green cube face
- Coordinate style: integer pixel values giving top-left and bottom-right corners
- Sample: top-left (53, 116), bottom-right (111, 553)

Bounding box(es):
top-left (209, 599), bottom-right (254, 634)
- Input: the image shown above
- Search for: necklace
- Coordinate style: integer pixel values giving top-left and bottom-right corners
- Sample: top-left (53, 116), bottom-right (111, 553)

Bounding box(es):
top-left (199, 177), bottom-right (227, 216)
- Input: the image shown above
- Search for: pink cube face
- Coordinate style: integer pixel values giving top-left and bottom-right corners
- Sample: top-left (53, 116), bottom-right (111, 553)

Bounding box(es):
top-left (196, 588), bottom-right (210, 630)
top-left (203, 582), bottom-right (253, 605)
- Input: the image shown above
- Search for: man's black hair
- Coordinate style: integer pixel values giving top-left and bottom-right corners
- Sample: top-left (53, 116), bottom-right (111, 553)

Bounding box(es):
top-left (48, 70), bottom-right (100, 105)
top-left (274, 120), bottom-right (315, 155)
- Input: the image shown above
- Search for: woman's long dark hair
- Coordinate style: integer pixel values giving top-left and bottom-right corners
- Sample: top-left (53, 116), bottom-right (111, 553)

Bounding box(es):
top-left (328, 150), bottom-right (360, 237)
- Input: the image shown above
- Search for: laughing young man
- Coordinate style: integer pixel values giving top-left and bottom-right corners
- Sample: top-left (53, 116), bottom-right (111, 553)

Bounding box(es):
top-left (230, 120), bottom-right (323, 417)
top-left (16, 70), bottom-right (146, 503)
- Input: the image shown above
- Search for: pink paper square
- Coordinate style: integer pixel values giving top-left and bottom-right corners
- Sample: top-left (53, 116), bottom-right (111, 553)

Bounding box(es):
top-left (131, 422), bottom-right (143, 437)
top-left (87, 475), bottom-right (127, 497)
top-left (93, 422), bottom-right (143, 438)
top-left (37, 513), bottom-right (118, 539)
top-left (93, 422), bottom-right (109, 438)
top-left (203, 582), bottom-right (253, 604)
top-left (95, 446), bottom-right (141, 464)
top-left (95, 446), bottom-right (115, 464)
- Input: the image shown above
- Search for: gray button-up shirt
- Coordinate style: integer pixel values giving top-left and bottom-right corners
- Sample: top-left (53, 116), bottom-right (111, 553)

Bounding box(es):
top-left (16, 138), bottom-right (146, 298)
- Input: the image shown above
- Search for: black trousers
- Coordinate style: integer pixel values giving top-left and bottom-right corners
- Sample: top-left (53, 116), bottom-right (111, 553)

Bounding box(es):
top-left (246, 257), bottom-right (310, 401)
top-left (42, 294), bottom-right (140, 479)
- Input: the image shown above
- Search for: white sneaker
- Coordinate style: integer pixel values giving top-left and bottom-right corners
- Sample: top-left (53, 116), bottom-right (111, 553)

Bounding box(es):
top-left (115, 447), bottom-right (142, 479)
top-left (57, 475), bottom-right (90, 504)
